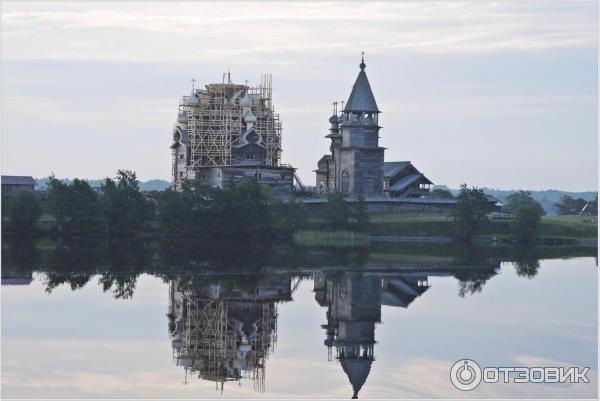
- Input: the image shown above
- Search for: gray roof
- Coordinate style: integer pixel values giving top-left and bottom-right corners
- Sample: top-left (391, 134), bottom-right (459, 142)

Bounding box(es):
top-left (341, 358), bottom-right (372, 399)
top-left (1, 175), bottom-right (36, 186)
top-left (383, 161), bottom-right (411, 177)
top-left (387, 174), bottom-right (429, 192)
top-left (344, 61), bottom-right (380, 114)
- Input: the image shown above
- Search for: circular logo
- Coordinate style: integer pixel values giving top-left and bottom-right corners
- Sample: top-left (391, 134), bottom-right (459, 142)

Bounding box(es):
top-left (450, 359), bottom-right (482, 391)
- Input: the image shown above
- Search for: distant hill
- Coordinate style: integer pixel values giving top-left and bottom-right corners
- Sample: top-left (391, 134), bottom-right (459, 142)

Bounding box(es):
top-left (435, 185), bottom-right (597, 215)
top-left (35, 177), bottom-right (170, 192)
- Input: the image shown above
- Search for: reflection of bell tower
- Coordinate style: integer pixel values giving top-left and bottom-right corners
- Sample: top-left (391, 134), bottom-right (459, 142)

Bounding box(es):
top-left (315, 272), bottom-right (381, 399)
top-left (167, 275), bottom-right (291, 393)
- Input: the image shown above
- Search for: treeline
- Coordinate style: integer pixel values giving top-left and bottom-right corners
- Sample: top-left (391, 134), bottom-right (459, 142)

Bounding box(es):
top-left (3, 170), bottom-right (308, 238)
top-left (156, 178), bottom-right (307, 238)
top-left (453, 185), bottom-right (546, 246)
top-left (554, 194), bottom-right (598, 216)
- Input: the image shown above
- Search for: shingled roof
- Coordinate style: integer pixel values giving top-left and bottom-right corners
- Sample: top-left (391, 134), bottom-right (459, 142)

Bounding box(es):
top-left (343, 57), bottom-right (380, 114)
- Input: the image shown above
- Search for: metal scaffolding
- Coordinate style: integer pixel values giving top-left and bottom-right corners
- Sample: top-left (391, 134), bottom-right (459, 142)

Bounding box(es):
top-left (172, 290), bottom-right (278, 392)
top-left (182, 74), bottom-right (282, 170)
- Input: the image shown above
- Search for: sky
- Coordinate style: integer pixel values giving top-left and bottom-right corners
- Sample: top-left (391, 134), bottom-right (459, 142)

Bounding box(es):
top-left (1, 1), bottom-right (598, 191)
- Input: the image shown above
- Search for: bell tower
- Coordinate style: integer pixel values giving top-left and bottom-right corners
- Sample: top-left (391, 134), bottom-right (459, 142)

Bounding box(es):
top-left (335, 54), bottom-right (385, 196)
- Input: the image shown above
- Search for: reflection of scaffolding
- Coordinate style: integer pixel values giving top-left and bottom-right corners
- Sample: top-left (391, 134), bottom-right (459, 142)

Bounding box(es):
top-left (181, 298), bottom-right (236, 382)
top-left (171, 286), bottom-right (279, 392)
top-left (183, 74), bottom-right (282, 169)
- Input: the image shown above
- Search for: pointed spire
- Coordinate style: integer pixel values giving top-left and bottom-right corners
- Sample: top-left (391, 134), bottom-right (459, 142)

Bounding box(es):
top-left (344, 53), bottom-right (379, 114)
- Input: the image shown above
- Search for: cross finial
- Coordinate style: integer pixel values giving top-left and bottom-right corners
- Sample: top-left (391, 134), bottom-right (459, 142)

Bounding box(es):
top-left (244, 79), bottom-right (249, 86)
top-left (191, 77), bottom-right (196, 90)
top-left (340, 99), bottom-right (345, 111)
top-left (359, 52), bottom-right (366, 70)
top-left (333, 101), bottom-right (338, 114)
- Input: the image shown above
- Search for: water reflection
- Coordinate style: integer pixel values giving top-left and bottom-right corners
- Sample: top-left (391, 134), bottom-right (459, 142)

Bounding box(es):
top-left (1, 238), bottom-right (597, 398)
top-left (167, 274), bottom-right (291, 392)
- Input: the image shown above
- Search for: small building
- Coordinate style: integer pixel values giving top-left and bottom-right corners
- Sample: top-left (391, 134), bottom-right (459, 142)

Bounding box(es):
top-left (1, 175), bottom-right (36, 198)
top-left (383, 162), bottom-right (432, 198)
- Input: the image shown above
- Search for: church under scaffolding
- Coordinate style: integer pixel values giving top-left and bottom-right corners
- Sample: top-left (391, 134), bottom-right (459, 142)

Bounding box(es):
top-left (170, 74), bottom-right (298, 197)
top-left (167, 276), bottom-right (292, 392)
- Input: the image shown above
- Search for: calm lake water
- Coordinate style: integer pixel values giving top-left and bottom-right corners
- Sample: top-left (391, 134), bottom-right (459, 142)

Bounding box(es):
top-left (1, 241), bottom-right (597, 399)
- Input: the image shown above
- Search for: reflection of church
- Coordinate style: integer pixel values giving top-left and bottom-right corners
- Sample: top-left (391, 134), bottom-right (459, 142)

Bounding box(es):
top-left (313, 271), bottom-right (439, 399)
top-left (167, 275), bottom-right (292, 392)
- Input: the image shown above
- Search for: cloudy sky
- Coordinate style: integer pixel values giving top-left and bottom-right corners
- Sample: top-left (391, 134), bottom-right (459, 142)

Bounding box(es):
top-left (1, 1), bottom-right (597, 190)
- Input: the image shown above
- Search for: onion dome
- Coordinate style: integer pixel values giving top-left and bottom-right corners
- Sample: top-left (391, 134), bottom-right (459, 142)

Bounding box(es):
top-left (329, 113), bottom-right (339, 124)
top-left (244, 111), bottom-right (257, 124)
top-left (186, 91), bottom-right (199, 106)
top-left (240, 95), bottom-right (252, 108)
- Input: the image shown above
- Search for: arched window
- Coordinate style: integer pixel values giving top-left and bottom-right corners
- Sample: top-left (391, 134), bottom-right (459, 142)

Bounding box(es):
top-left (341, 170), bottom-right (350, 194)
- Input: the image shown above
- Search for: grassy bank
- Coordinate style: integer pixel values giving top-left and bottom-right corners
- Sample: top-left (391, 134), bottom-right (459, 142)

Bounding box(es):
top-left (307, 212), bottom-right (597, 240)
top-left (293, 230), bottom-right (369, 247)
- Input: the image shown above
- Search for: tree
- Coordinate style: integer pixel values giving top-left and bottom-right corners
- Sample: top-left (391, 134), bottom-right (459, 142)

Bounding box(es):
top-left (510, 203), bottom-right (544, 245)
top-left (9, 189), bottom-right (42, 234)
top-left (101, 170), bottom-right (154, 235)
top-left (47, 176), bottom-right (102, 235)
top-left (156, 188), bottom-right (188, 233)
top-left (325, 192), bottom-right (351, 230)
top-left (452, 184), bottom-right (492, 245)
top-left (208, 178), bottom-right (276, 238)
top-left (504, 190), bottom-right (545, 216)
top-left (430, 188), bottom-right (454, 199)
top-left (353, 194), bottom-right (369, 231)
top-left (554, 195), bottom-right (588, 215)
top-left (506, 191), bottom-right (544, 245)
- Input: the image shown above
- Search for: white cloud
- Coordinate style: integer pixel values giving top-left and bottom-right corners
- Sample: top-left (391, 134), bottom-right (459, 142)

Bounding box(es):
top-left (1, 2), bottom-right (596, 62)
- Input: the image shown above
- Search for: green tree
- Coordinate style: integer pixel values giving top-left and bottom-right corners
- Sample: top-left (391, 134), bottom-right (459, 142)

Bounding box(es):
top-left (101, 170), bottom-right (154, 235)
top-left (510, 203), bottom-right (544, 245)
top-left (353, 195), bottom-right (369, 231)
top-left (504, 190), bottom-right (545, 216)
top-left (208, 178), bottom-right (276, 238)
top-left (506, 191), bottom-right (544, 245)
top-left (156, 188), bottom-right (188, 233)
top-left (452, 184), bottom-right (492, 245)
top-left (325, 192), bottom-right (351, 230)
top-left (553, 195), bottom-right (588, 215)
top-left (430, 188), bottom-right (454, 199)
top-left (47, 176), bottom-right (102, 234)
top-left (9, 189), bottom-right (42, 234)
